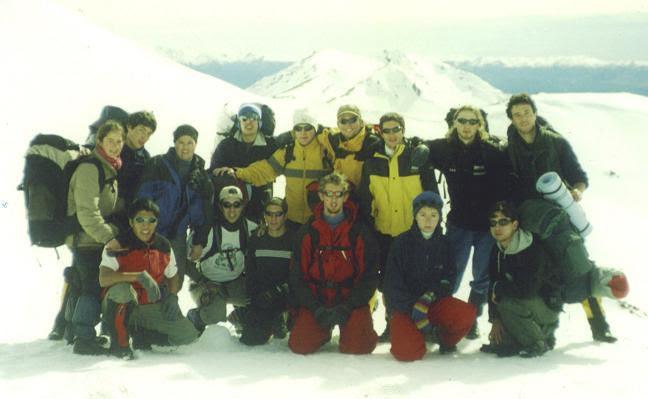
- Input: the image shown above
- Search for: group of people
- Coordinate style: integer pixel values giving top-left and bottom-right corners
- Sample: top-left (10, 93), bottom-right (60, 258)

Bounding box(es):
top-left (46, 93), bottom-right (626, 361)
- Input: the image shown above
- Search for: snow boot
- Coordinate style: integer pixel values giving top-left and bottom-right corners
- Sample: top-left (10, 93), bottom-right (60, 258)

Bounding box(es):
top-left (132, 328), bottom-right (170, 350)
top-left (187, 308), bottom-right (206, 336)
top-left (72, 336), bottom-right (108, 355)
top-left (466, 290), bottom-right (487, 340)
top-left (104, 300), bottom-right (134, 359)
top-left (583, 297), bottom-right (617, 343)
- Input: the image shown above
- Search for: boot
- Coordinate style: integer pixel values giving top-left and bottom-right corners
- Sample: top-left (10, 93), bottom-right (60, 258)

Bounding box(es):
top-left (104, 300), bottom-right (134, 359)
top-left (132, 328), bottom-right (170, 350)
top-left (272, 312), bottom-right (288, 339)
top-left (72, 337), bottom-right (108, 355)
top-left (584, 297), bottom-right (617, 343)
top-left (187, 308), bottom-right (206, 335)
top-left (466, 290), bottom-right (487, 340)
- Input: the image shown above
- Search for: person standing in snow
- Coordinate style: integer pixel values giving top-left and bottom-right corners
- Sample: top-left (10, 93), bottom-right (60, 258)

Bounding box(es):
top-left (99, 199), bottom-right (199, 358)
top-left (289, 172), bottom-right (379, 355)
top-left (384, 191), bottom-right (476, 361)
top-left (66, 120), bottom-right (126, 355)
top-left (480, 201), bottom-right (560, 358)
top-left (424, 105), bottom-right (513, 339)
top-left (185, 186), bottom-right (257, 334)
top-left (218, 108), bottom-right (333, 226)
top-left (505, 93), bottom-right (617, 343)
top-left (358, 112), bottom-right (437, 341)
top-left (136, 125), bottom-right (213, 290)
top-left (210, 103), bottom-right (278, 223)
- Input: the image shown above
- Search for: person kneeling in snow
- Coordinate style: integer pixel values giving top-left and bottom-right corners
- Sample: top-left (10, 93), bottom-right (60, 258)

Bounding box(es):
top-left (289, 172), bottom-right (379, 355)
top-left (384, 191), bottom-right (476, 361)
top-left (99, 199), bottom-right (199, 359)
top-left (480, 201), bottom-right (560, 358)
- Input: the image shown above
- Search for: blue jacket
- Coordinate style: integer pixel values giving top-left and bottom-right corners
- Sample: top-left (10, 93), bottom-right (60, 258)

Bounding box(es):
top-left (384, 225), bottom-right (456, 314)
top-left (137, 148), bottom-right (213, 246)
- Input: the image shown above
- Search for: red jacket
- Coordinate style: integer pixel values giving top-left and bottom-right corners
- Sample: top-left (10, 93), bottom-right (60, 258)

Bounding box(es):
top-left (290, 201), bottom-right (378, 309)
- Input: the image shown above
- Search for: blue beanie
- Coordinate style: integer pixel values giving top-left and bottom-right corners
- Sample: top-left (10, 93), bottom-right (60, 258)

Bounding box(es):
top-left (413, 191), bottom-right (443, 217)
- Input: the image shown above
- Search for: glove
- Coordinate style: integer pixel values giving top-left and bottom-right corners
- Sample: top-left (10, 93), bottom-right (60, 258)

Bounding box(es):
top-left (137, 271), bottom-right (161, 303)
top-left (411, 291), bottom-right (435, 333)
top-left (437, 279), bottom-right (453, 298)
top-left (333, 304), bottom-right (352, 326)
top-left (410, 143), bottom-right (429, 172)
top-left (314, 307), bottom-right (335, 329)
top-left (160, 293), bottom-right (182, 321)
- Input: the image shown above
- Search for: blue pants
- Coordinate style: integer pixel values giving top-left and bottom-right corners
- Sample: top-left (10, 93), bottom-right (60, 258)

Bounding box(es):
top-left (71, 248), bottom-right (103, 339)
top-left (446, 223), bottom-right (494, 295)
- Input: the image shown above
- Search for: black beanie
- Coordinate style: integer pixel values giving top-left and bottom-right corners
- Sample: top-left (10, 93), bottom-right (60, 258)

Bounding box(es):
top-left (173, 124), bottom-right (199, 142)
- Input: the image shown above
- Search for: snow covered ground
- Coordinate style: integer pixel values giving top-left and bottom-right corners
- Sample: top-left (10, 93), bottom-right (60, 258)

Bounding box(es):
top-left (2, 1), bottom-right (648, 398)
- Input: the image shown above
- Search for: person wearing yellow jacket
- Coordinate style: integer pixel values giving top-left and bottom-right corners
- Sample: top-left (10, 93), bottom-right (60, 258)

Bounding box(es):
top-left (226, 109), bottom-right (334, 225)
top-left (359, 112), bottom-right (438, 341)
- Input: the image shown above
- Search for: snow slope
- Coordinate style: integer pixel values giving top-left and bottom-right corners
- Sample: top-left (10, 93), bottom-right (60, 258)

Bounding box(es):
top-left (2, 2), bottom-right (648, 399)
top-left (248, 49), bottom-right (507, 133)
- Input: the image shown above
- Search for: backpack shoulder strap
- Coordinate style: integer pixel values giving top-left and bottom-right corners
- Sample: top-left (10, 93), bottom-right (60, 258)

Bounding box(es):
top-left (78, 157), bottom-right (107, 190)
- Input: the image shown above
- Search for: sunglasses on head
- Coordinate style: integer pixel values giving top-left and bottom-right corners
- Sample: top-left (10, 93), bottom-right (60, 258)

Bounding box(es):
top-left (320, 190), bottom-right (346, 198)
top-left (338, 116), bottom-right (358, 125)
top-left (489, 218), bottom-right (512, 227)
top-left (381, 126), bottom-right (403, 134)
top-left (221, 201), bottom-right (242, 209)
top-left (133, 216), bottom-right (158, 224)
top-left (456, 118), bottom-right (479, 126)
top-left (294, 124), bottom-right (314, 133)
top-left (264, 210), bottom-right (285, 217)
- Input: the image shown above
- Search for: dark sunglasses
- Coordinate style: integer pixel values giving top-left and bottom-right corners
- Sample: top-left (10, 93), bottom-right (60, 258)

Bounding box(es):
top-left (133, 216), bottom-right (158, 224)
top-left (338, 116), bottom-right (358, 125)
top-left (320, 190), bottom-right (346, 198)
top-left (456, 118), bottom-right (479, 126)
top-left (489, 218), bottom-right (512, 227)
top-left (294, 124), bottom-right (315, 133)
top-left (381, 126), bottom-right (403, 134)
top-left (239, 114), bottom-right (260, 123)
top-left (221, 201), bottom-right (242, 209)
top-left (264, 210), bottom-right (285, 217)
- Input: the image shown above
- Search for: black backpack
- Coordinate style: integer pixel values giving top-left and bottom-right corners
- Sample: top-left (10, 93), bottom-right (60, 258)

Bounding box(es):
top-left (220, 103), bottom-right (276, 138)
top-left (18, 134), bottom-right (112, 248)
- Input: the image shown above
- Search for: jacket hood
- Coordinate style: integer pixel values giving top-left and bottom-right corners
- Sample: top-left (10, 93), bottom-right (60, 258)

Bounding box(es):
top-left (497, 228), bottom-right (533, 255)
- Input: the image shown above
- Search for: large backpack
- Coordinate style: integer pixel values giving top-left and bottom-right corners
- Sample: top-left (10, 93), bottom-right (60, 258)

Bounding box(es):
top-left (219, 103), bottom-right (276, 138)
top-left (18, 134), bottom-right (111, 248)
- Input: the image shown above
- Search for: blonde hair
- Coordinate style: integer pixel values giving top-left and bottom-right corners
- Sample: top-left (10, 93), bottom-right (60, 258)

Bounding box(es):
top-left (445, 105), bottom-right (489, 141)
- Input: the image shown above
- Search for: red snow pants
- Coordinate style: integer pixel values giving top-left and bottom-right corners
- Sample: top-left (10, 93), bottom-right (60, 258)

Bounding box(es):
top-left (390, 296), bottom-right (476, 361)
top-left (288, 306), bottom-right (378, 355)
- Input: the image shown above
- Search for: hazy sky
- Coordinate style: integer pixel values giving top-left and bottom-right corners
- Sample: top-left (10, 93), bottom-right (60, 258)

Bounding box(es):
top-left (53, 0), bottom-right (648, 62)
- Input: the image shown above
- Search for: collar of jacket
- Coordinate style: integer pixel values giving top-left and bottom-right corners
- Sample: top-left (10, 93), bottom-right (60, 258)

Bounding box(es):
top-left (234, 130), bottom-right (268, 146)
top-left (312, 199), bottom-right (359, 225)
top-left (164, 147), bottom-right (205, 171)
top-left (373, 141), bottom-right (406, 160)
top-left (409, 223), bottom-right (443, 244)
top-left (448, 131), bottom-right (483, 150)
top-left (496, 228), bottom-right (533, 255)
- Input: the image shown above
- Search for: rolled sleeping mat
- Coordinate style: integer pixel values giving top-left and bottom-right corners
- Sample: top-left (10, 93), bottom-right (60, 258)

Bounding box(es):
top-left (536, 171), bottom-right (593, 237)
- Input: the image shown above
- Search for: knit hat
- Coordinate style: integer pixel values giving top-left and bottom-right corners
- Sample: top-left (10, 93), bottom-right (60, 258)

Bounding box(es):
top-left (219, 185), bottom-right (244, 202)
top-left (238, 103), bottom-right (263, 121)
top-left (337, 104), bottom-right (361, 118)
top-left (89, 105), bottom-right (128, 131)
top-left (293, 108), bottom-right (318, 129)
top-left (173, 124), bottom-right (199, 142)
top-left (413, 191), bottom-right (444, 217)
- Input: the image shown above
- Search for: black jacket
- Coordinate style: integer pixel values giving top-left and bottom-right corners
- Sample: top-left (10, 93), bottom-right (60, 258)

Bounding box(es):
top-left (506, 123), bottom-right (588, 203)
top-left (118, 145), bottom-right (150, 205)
top-left (383, 225), bottom-right (456, 315)
top-left (427, 134), bottom-right (513, 231)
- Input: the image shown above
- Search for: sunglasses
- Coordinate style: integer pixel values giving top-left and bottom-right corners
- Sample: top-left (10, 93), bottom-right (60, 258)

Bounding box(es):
top-left (456, 118), bottom-right (479, 126)
top-left (239, 115), bottom-right (260, 123)
top-left (294, 124), bottom-right (315, 133)
top-left (221, 201), bottom-right (242, 209)
top-left (338, 116), bottom-right (358, 125)
top-left (264, 210), bottom-right (285, 217)
top-left (489, 218), bottom-right (512, 227)
top-left (381, 126), bottom-right (403, 134)
top-left (133, 216), bottom-right (158, 224)
top-left (320, 190), bottom-right (346, 198)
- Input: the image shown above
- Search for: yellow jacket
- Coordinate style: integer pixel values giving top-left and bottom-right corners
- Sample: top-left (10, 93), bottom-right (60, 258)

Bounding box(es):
top-left (359, 143), bottom-right (423, 237)
top-left (236, 135), bottom-right (333, 224)
top-left (321, 125), bottom-right (379, 189)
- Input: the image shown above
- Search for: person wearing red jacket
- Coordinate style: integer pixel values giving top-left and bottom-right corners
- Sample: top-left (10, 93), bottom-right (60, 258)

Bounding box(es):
top-left (288, 172), bottom-right (379, 355)
top-left (99, 198), bottom-right (199, 358)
